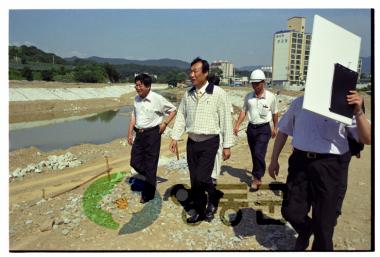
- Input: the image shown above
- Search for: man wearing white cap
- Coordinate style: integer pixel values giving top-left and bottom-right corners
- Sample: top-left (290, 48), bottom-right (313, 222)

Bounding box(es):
top-left (233, 69), bottom-right (278, 191)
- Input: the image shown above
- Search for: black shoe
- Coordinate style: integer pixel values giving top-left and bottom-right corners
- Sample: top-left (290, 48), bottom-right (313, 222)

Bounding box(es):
top-left (186, 212), bottom-right (204, 224)
top-left (294, 231), bottom-right (312, 251)
top-left (205, 204), bottom-right (217, 222)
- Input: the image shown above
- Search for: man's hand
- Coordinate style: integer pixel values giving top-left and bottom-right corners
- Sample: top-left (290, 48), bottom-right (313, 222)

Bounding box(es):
top-left (222, 148), bottom-right (231, 161)
top-left (128, 133), bottom-right (133, 145)
top-left (271, 127), bottom-right (278, 138)
top-left (347, 90), bottom-right (364, 114)
top-left (268, 160), bottom-right (280, 180)
top-left (169, 140), bottom-right (178, 154)
top-left (233, 126), bottom-right (239, 136)
top-left (159, 123), bottom-right (167, 134)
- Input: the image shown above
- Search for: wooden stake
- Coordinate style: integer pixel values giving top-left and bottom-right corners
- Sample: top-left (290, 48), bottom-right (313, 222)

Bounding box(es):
top-left (42, 189), bottom-right (46, 200)
top-left (105, 156), bottom-right (111, 181)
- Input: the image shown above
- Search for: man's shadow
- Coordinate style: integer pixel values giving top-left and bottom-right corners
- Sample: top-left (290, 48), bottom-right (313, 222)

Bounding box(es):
top-left (229, 207), bottom-right (297, 250)
top-left (222, 165), bottom-right (251, 186)
top-left (163, 184), bottom-right (193, 214)
top-left (163, 184), bottom-right (223, 215)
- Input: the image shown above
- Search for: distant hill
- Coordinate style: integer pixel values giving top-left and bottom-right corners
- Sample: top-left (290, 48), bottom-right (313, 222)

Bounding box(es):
top-left (9, 45), bottom-right (66, 65)
top-left (69, 56), bottom-right (190, 69)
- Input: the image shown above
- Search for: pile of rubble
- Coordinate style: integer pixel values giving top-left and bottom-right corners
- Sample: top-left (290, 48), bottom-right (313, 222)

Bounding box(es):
top-left (10, 152), bottom-right (82, 179)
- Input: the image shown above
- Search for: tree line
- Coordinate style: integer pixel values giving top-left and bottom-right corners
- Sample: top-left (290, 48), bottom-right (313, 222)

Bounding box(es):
top-left (8, 45), bottom-right (194, 84)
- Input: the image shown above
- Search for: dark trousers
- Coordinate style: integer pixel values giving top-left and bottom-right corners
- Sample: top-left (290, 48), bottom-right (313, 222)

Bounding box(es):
top-left (246, 123), bottom-right (271, 179)
top-left (281, 150), bottom-right (351, 251)
top-left (186, 136), bottom-right (220, 214)
top-left (130, 126), bottom-right (161, 200)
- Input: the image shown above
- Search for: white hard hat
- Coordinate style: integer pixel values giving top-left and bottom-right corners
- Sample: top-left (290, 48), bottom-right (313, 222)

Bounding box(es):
top-left (250, 69), bottom-right (266, 83)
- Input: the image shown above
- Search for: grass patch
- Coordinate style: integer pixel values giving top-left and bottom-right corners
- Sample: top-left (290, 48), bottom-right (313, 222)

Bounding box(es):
top-left (82, 171), bottom-right (126, 229)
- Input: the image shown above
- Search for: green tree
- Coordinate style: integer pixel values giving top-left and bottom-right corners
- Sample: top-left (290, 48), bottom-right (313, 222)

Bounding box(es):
top-left (41, 69), bottom-right (54, 81)
top-left (104, 63), bottom-right (120, 83)
top-left (74, 64), bottom-right (107, 83)
top-left (21, 67), bottom-right (33, 81)
top-left (210, 67), bottom-right (223, 78)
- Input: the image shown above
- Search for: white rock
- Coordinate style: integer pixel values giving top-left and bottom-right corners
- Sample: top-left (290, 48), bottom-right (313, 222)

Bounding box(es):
top-left (62, 229), bottom-right (70, 236)
top-left (39, 219), bottom-right (54, 232)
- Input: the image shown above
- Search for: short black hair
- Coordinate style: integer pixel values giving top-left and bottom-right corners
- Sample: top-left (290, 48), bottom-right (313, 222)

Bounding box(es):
top-left (191, 57), bottom-right (209, 74)
top-left (134, 73), bottom-right (152, 87)
top-left (208, 74), bottom-right (220, 85)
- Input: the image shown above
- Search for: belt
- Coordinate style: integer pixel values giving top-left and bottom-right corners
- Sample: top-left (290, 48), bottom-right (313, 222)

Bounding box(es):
top-left (293, 148), bottom-right (340, 159)
top-left (248, 122), bottom-right (269, 129)
top-left (134, 125), bottom-right (159, 133)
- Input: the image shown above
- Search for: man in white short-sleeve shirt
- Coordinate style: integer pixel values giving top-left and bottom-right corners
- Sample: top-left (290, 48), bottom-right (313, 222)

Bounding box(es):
top-left (127, 73), bottom-right (176, 204)
top-left (233, 69), bottom-right (278, 191)
top-left (268, 91), bottom-right (371, 250)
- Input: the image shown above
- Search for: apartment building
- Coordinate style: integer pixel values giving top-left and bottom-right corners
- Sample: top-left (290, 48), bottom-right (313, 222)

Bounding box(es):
top-left (272, 17), bottom-right (311, 88)
top-left (210, 60), bottom-right (234, 84)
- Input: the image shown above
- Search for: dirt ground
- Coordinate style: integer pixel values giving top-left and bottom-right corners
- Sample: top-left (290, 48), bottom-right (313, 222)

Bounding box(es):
top-left (8, 83), bottom-right (372, 251)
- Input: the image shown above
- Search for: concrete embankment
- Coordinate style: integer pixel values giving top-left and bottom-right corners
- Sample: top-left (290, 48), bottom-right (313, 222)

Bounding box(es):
top-left (9, 83), bottom-right (169, 126)
top-left (9, 84), bottom-right (169, 102)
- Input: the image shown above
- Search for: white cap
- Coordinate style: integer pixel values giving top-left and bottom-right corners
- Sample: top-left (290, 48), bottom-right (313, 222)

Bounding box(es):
top-left (250, 69), bottom-right (266, 83)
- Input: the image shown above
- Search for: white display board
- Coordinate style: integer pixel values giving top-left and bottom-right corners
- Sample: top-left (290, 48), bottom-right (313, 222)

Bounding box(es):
top-left (303, 15), bottom-right (361, 125)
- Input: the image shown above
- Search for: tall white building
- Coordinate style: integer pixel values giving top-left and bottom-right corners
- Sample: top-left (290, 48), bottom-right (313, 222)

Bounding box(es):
top-left (211, 60), bottom-right (235, 84)
top-left (272, 17), bottom-right (311, 87)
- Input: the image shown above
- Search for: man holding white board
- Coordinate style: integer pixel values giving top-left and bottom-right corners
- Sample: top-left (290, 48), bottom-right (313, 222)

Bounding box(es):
top-left (268, 15), bottom-right (371, 251)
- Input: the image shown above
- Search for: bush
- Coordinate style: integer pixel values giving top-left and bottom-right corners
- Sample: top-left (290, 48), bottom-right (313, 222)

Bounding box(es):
top-left (74, 66), bottom-right (107, 83)
top-left (9, 68), bottom-right (23, 80)
top-left (21, 67), bottom-right (33, 81)
top-left (41, 69), bottom-right (54, 81)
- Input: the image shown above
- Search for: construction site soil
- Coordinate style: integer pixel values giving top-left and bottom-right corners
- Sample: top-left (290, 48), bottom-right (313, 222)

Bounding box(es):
top-left (8, 81), bottom-right (372, 251)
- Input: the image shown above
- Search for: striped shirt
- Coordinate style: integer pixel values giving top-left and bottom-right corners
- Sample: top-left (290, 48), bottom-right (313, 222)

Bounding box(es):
top-left (171, 82), bottom-right (234, 148)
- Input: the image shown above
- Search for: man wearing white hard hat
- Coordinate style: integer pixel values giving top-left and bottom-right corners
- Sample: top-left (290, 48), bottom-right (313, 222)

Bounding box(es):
top-left (233, 69), bottom-right (278, 191)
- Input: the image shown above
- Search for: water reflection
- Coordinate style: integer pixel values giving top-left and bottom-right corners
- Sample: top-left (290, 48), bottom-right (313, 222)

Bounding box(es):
top-left (85, 109), bottom-right (120, 123)
top-left (9, 106), bottom-right (131, 152)
top-left (9, 91), bottom-right (180, 152)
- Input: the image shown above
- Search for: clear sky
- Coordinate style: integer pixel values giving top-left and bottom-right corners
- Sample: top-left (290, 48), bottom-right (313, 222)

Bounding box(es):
top-left (9, 9), bottom-right (372, 68)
